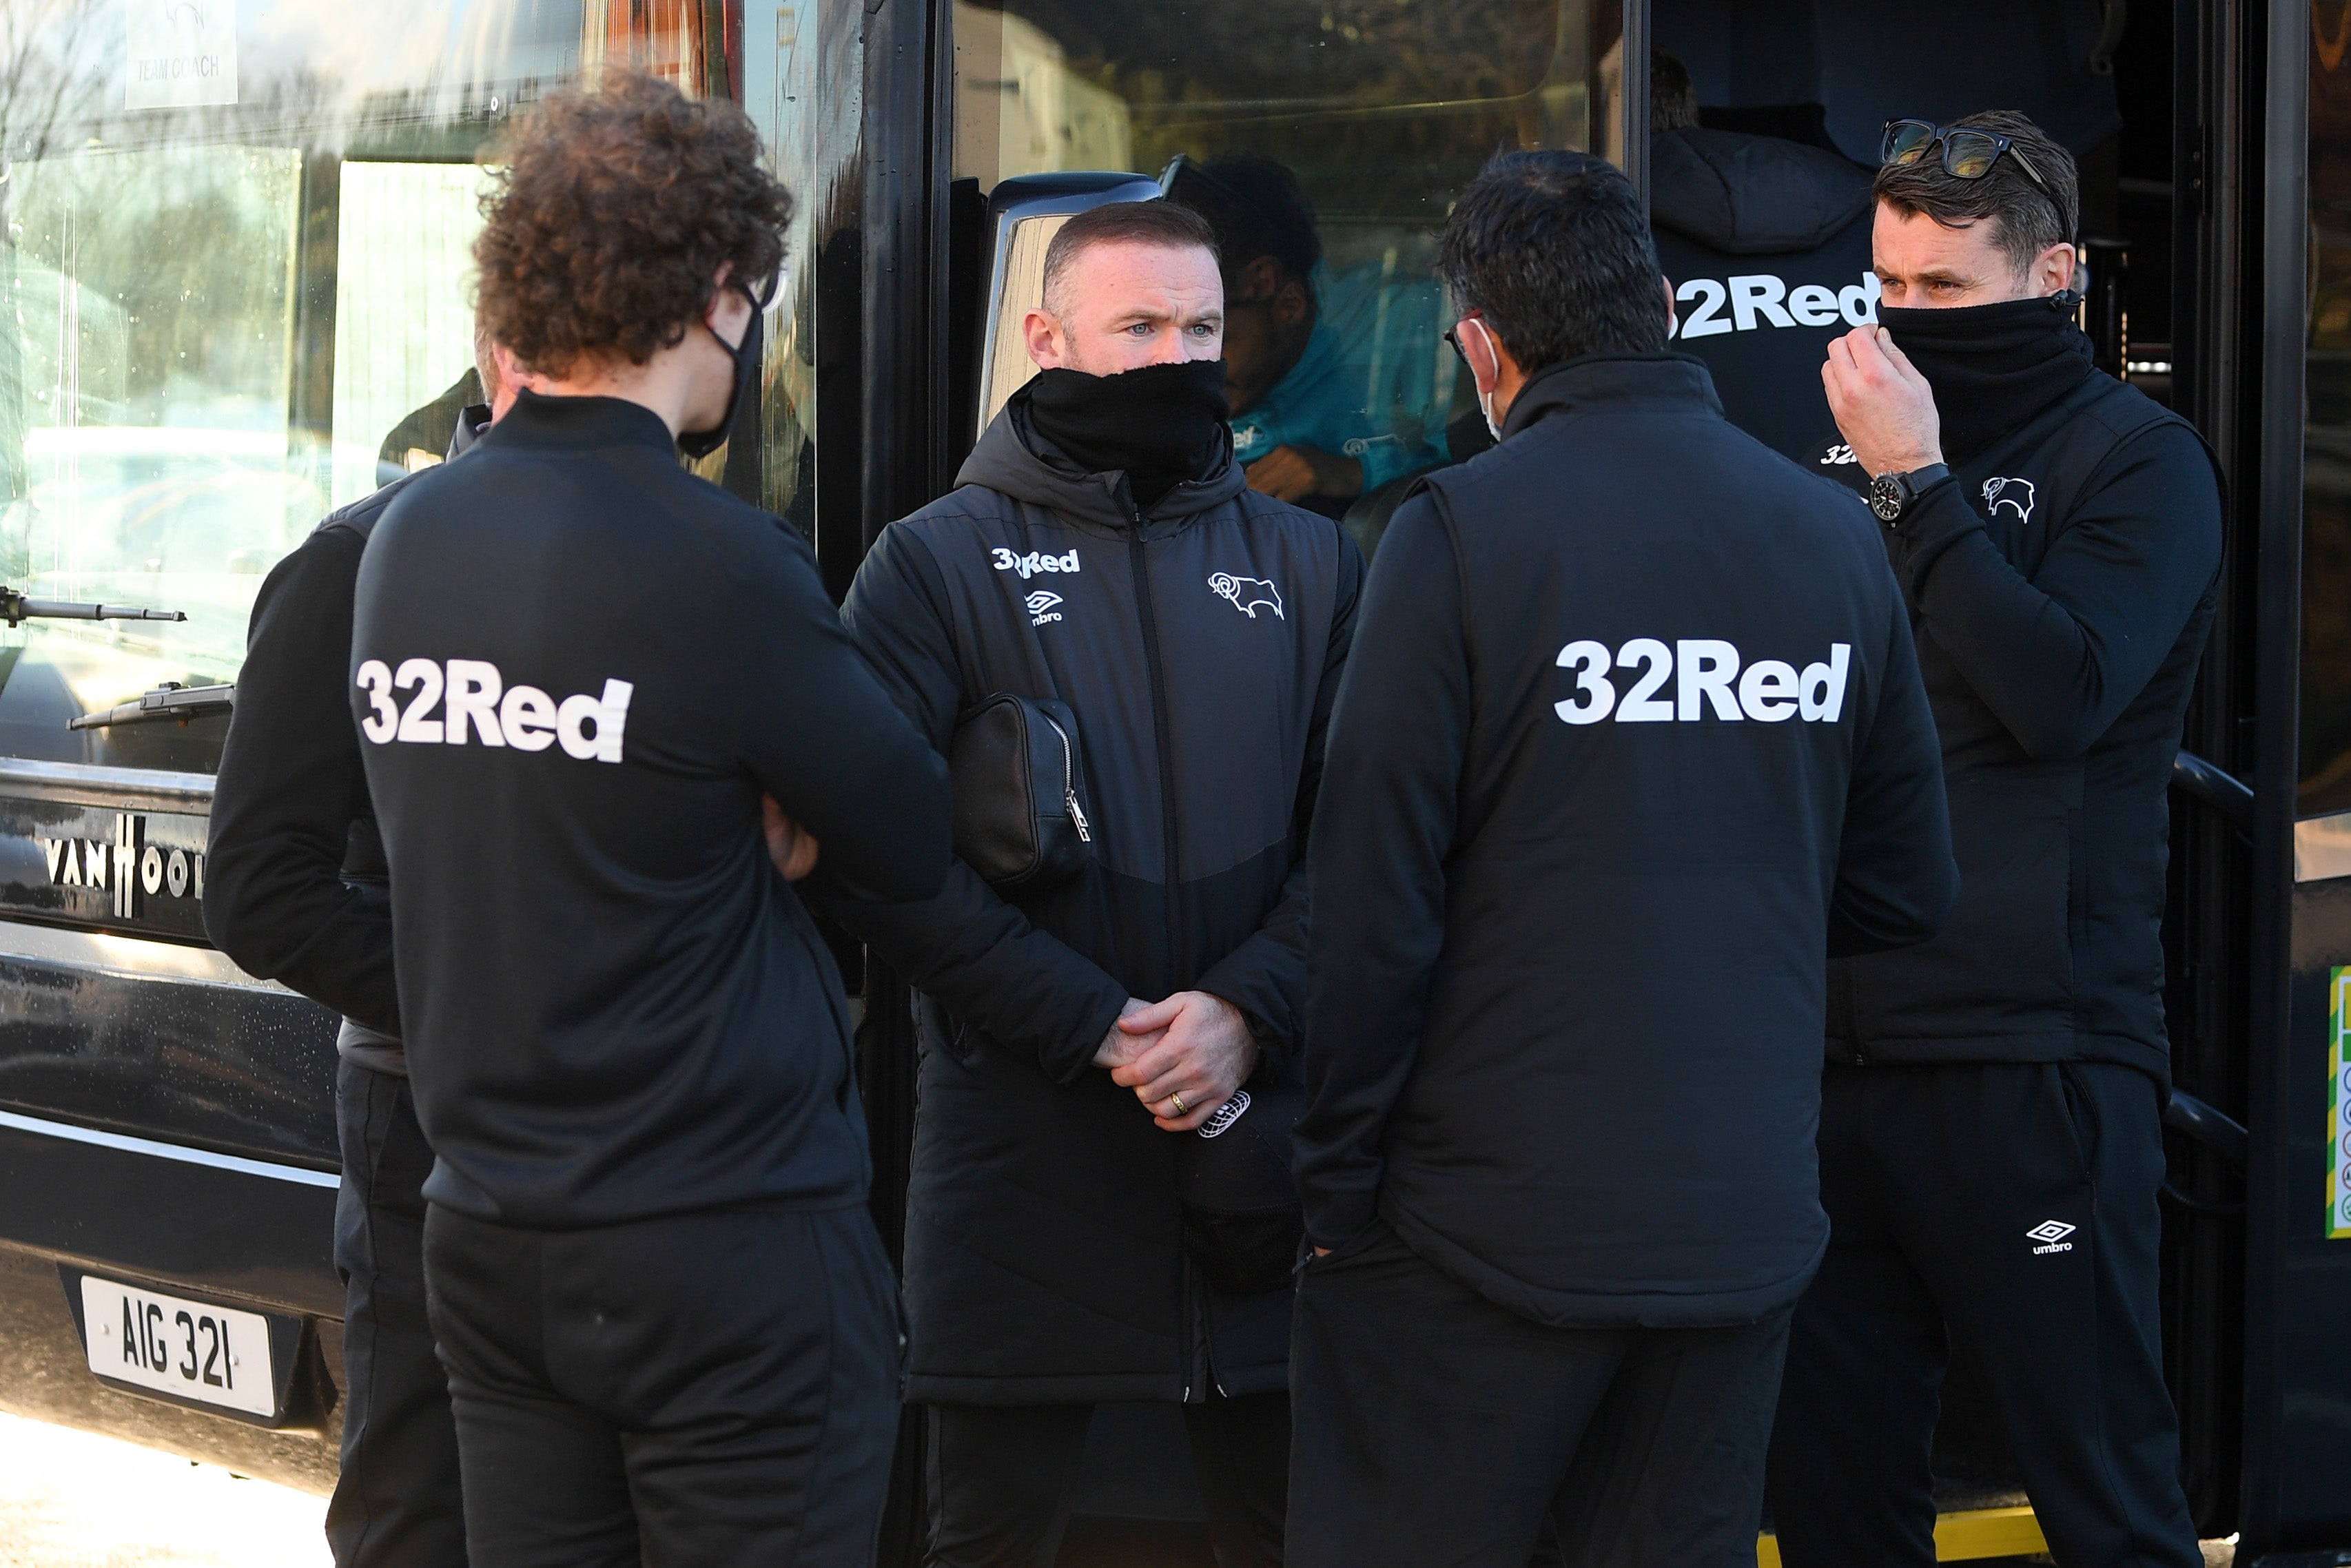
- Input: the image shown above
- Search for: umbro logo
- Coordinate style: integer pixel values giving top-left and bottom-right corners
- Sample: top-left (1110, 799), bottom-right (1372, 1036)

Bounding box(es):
top-left (1024, 590), bottom-right (1063, 627)
top-left (2027, 1219), bottom-right (2077, 1255)
top-left (1209, 572), bottom-right (1283, 619)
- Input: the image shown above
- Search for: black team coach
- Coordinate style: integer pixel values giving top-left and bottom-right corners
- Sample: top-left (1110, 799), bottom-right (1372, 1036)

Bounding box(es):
top-left (1288, 149), bottom-right (1958, 1566)
top-left (349, 74), bottom-right (949, 1565)
top-left (1766, 113), bottom-right (2222, 1568)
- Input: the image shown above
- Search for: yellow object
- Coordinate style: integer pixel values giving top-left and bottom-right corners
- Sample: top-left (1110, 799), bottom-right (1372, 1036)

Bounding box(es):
top-left (1757, 1505), bottom-right (2047, 1565)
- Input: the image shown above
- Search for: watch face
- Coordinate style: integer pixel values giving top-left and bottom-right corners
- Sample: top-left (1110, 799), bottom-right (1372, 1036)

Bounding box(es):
top-left (1868, 473), bottom-right (1904, 523)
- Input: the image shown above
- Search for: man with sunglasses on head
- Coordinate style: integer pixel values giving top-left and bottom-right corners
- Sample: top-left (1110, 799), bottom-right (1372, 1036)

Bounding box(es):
top-left (1166, 154), bottom-right (1448, 513)
top-left (1766, 111), bottom-right (2219, 1568)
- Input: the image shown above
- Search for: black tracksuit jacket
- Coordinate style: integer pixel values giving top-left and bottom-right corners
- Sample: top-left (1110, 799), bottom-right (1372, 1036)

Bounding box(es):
top-left (1809, 371), bottom-right (2224, 1082)
top-left (1652, 125), bottom-right (1878, 461)
top-left (207, 411), bottom-right (489, 1069)
top-left (350, 392), bottom-right (950, 1229)
top-left (825, 391), bottom-right (1359, 1403)
top-left (1295, 354), bottom-right (1958, 1328)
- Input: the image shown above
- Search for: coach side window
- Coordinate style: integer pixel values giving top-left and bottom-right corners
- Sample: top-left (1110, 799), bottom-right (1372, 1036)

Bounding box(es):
top-left (0, 1), bottom-right (737, 775)
top-left (950, 0), bottom-right (1626, 538)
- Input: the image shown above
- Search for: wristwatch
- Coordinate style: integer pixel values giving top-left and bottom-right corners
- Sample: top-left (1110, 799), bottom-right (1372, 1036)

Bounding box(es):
top-left (1867, 463), bottom-right (1952, 525)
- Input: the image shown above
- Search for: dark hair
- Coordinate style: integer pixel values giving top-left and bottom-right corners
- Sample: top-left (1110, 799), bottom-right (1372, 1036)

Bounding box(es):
top-left (1435, 149), bottom-right (1669, 371)
top-left (1039, 199), bottom-right (1219, 316)
top-left (1167, 153), bottom-right (1322, 287)
top-left (1873, 110), bottom-right (2077, 274)
top-left (474, 72), bottom-right (791, 378)
top-left (1651, 50), bottom-right (1700, 134)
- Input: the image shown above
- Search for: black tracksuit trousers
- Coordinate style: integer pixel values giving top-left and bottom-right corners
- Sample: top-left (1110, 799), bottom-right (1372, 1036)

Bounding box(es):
top-left (1765, 1062), bottom-right (2200, 1567)
top-left (327, 1060), bottom-right (466, 1567)
top-left (924, 1395), bottom-right (1291, 1567)
top-left (422, 1200), bottom-right (901, 1568)
top-left (1288, 1222), bottom-right (1792, 1568)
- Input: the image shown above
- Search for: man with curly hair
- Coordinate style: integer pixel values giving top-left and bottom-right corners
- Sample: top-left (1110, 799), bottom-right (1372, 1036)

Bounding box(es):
top-left (348, 72), bottom-right (951, 1567)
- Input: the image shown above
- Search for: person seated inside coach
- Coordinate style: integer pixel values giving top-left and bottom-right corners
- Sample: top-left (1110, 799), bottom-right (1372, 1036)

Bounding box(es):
top-left (1165, 152), bottom-right (1447, 512)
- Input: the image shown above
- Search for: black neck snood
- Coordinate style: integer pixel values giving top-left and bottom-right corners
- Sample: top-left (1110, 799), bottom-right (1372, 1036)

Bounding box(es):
top-left (1879, 293), bottom-right (2096, 464)
top-left (1023, 359), bottom-right (1230, 509)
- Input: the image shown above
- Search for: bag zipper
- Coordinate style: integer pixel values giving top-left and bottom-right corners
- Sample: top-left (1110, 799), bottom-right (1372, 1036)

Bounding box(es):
top-left (1036, 710), bottom-right (1091, 842)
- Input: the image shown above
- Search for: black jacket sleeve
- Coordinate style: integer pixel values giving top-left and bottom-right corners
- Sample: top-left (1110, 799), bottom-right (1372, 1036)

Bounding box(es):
top-left (1893, 424), bottom-right (2224, 761)
top-left (1195, 530), bottom-right (1363, 1072)
top-left (1827, 583), bottom-right (1960, 958)
top-left (1292, 495), bottom-right (1467, 1247)
top-left (819, 524), bottom-right (1129, 1084)
top-left (204, 528), bottom-right (399, 1032)
top-left (738, 518), bottom-right (950, 904)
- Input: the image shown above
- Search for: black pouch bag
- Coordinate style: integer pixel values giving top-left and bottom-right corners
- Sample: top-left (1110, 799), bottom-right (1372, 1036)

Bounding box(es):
top-left (1176, 1080), bottom-right (1307, 1295)
top-left (949, 693), bottom-right (1094, 894)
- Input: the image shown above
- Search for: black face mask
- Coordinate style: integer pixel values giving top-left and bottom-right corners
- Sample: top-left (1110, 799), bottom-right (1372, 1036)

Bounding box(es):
top-left (1022, 358), bottom-right (1230, 508)
top-left (678, 291), bottom-right (763, 460)
top-left (1879, 292), bottom-right (2095, 464)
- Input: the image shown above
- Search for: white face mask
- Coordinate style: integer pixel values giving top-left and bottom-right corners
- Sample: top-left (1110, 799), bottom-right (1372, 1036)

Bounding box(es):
top-left (1461, 318), bottom-right (1504, 442)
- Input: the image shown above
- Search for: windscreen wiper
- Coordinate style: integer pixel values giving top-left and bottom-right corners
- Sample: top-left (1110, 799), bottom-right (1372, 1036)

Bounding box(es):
top-left (0, 586), bottom-right (187, 628)
top-left (68, 681), bottom-right (236, 731)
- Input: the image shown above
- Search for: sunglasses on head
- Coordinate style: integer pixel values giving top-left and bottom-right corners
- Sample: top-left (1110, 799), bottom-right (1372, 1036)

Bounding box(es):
top-left (1880, 119), bottom-right (2057, 207)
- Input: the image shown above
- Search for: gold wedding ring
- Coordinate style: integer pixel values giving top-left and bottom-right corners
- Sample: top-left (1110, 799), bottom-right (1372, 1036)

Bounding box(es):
top-left (1170, 1093), bottom-right (1186, 1115)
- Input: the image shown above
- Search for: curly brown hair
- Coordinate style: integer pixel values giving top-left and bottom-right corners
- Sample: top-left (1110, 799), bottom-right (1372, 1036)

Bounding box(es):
top-left (474, 72), bottom-right (792, 378)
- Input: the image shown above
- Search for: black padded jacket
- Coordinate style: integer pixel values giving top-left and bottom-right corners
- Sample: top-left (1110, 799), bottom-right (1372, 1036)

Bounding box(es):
top-left (826, 390), bottom-right (1360, 1403)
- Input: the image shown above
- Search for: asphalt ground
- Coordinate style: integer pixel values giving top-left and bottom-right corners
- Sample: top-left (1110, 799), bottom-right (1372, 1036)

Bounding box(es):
top-left (0, 1410), bottom-right (327, 1568)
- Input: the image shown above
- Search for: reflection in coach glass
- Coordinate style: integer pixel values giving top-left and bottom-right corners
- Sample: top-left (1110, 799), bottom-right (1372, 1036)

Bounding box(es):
top-left (348, 72), bottom-right (949, 1567)
top-left (1288, 149), bottom-right (1956, 1568)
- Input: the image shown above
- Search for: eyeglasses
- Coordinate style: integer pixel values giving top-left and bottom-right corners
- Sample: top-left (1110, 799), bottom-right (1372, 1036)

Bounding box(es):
top-left (1443, 314), bottom-right (1484, 364)
top-left (1880, 119), bottom-right (2059, 210)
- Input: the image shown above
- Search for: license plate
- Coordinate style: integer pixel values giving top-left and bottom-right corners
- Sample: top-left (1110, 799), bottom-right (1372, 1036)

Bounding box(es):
top-left (78, 1275), bottom-right (276, 1418)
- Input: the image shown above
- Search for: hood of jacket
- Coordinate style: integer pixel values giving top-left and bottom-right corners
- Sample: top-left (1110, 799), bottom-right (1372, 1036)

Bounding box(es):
top-left (957, 382), bottom-right (1249, 528)
top-left (1651, 127), bottom-right (1873, 256)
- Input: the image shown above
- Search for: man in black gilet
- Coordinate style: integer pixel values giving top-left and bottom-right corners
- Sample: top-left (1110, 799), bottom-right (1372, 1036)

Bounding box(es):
top-left (1767, 112), bottom-right (2220, 1568)
top-left (207, 329), bottom-right (506, 1568)
top-left (1289, 149), bottom-right (1956, 1567)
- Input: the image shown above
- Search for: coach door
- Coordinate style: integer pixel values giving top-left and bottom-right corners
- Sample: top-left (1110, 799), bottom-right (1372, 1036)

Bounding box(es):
top-left (1641, 1), bottom-right (2347, 1558)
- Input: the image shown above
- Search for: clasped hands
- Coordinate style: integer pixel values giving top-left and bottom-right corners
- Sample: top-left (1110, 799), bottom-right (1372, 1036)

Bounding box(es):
top-left (1093, 991), bottom-right (1257, 1132)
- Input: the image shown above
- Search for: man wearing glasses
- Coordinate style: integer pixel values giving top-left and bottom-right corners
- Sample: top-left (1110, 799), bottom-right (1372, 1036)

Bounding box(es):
top-left (1767, 111), bottom-right (2219, 1568)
